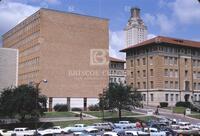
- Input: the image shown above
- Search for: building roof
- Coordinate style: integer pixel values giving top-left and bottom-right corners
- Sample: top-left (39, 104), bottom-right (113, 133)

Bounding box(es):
top-left (109, 57), bottom-right (125, 63)
top-left (120, 36), bottom-right (200, 52)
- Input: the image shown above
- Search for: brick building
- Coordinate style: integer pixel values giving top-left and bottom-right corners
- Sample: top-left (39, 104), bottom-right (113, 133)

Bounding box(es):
top-left (109, 57), bottom-right (126, 84)
top-left (121, 36), bottom-right (200, 106)
top-left (2, 8), bottom-right (109, 110)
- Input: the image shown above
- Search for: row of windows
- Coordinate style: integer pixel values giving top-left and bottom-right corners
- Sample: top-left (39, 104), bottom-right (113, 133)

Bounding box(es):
top-left (193, 83), bottom-right (200, 90)
top-left (109, 77), bottom-right (125, 84)
top-left (110, 70), bottom-right (124, 76)
top-left (192, 59), bottom-right (200, 67)
top-left (19, 44), bottom-right (40, 57)
top-left (5, 19), bottom-right (40, 47)
top-left (164, 69), bottom-right (178, 78)
top-left (19, 70), bottom-right (39, 81)
top-left (164, 81), bottom-right (179, 89)
top-left (130, 57), bottom-right (153, 67)
top-left (143, 94), bottom-right (154, 102)
top-left (110, 63), bottom-right (124, 69)
top-left (127, 46), bottom-right (200, 58)
top-left (4, 12), bottom-right (40, 40)
top-left (12, 31), bottom-right (40, 49)
top-left (137, 81), bottom-right (154, 89)
top-left (164, 56), bottom-right (178, 65)
top-left (165, 94), bottom-right (179, 102)
top-left (19, 57), bottom-right (39, 68)
top-left (132, 69), bottom-right (154, 78)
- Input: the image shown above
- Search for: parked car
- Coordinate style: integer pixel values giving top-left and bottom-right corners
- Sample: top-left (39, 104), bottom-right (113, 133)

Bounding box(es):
top-left (8, 128), bottom-right (35, 136)
top-left (0, 129), bottom-right (16, 136)
top-left (144, 128), bottom-right (166, 136)
top-left (125, 130), bottom-right (150, 136)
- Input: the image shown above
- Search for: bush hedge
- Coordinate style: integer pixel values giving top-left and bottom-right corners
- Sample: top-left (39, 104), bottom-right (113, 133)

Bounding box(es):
top-left (160, 102), bottom-right (168, 108)
top-left (54, 104), bottom-right (68, 112)
top-left (71, 107), bottom-right (82, 111)
top-left (175, 101), bottom-right (191, 108)
top-left (88, 104), bottom-right (99, 111)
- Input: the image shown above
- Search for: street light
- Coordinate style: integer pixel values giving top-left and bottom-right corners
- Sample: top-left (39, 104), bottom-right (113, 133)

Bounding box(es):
top-left (30, 79), bottom-right (48, 135)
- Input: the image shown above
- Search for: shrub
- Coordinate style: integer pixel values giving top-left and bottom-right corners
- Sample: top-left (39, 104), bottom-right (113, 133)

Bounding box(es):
top-left (175, 101), bottom-right (191, 108)
top-left (160, 102), bottom-right (168, 108)
top-left (88, 104), bottom-right (99, 111)
top-left (71, 107), bottom-right (82, 111)
top-left (54, 104), bottom-right (68, 112)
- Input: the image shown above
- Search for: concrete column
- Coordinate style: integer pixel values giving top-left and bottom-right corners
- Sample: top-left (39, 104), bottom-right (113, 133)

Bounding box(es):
top-left (83, 97), bottom-right (87, 111)
top-left (49, 97), bottom-right (53, 112)
top-left (67, 97), bottom-right (71, 111)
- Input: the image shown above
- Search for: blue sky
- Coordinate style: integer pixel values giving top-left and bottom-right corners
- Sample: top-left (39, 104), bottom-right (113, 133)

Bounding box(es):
top-left (0, 0), bottom-right (200, 59)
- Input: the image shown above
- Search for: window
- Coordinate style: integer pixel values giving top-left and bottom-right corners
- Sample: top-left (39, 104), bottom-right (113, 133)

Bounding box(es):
top-left (170, 81), bottom-right (173, 89)
top-left (143, 94), bottom-right (146, 101)
top-left (164, 56), bottom-right (168, 65)
top-left (164, 69), bottom-right (169, 77)
top-left (185, 81), bottom-right (190, 91)
top-left (170, 69), bottom-right (173, 77)
top-left (137, 82), bottom-right (140, 89)
top-left (150, 81), bottom-right (154, 89)
top-left (137, 59), bottom-right (140, 66)
top-left (131, 82), bottom-right (133, 86)
top-left (194, 83), bottom-right (197, 90)
top-left (174, 57), bottom-right (178, 65)
top-left (165, 81), bottom-right (169, 89)
top-left (195, 94), bottom-right (197, 101)
top-left (197, 72), bottom-right (200, 79)
top-left (143, 58), bottom-right (146, 65)
top-left (176, 94), bottom-right (179, 101)
top-left (143, 82), bottom-right (146, 89)
top-left (193, 60), bottom-right (196, 67)
top-left (185, 58), bottom-right (188, 66)
top-left (171, 94), bottom-right (174, 101)
top-left (165, 94), bottom-right (169, 101)
top-left (150, 94), bottom-right (154, 101)
top-left (175, 81), bottom-right (179, 89)
top-left (169, 57), bottom-right (173, 65)
top-left (137, 71), bottom-right (140, 77)
top-left (150, 69), bottom-right (153, 76)
top-left (198, 83), bottom-right (200, 90)
top-left (143, 70), bottom-right (146, 77)
top-left (130, 60), bottom-right (133, 67)
top-left (149, 57), bottom-right (153, 65)
top-left (185, 70), bottom-right (188, 78)
top-left (193, 71), bottom-right (197, 79)
top-left (175, 70), bottom-right (178, 78)
top-left (198, 60), bottom-right (200, 67)
top-left (131, 72), bottom-right (134, 78)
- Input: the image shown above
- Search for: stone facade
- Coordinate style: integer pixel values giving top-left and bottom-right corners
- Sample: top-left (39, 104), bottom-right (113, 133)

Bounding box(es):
top-left (124, 7), bottom-right (148, 48)
top-left (121, 36), bottom-right (200, 106)
top-left (109, 57), bottom-right (126, 84)
top-left (2, 8), bottom-right (109, 110)
top-left (0, 48), bottom-right (18, 91)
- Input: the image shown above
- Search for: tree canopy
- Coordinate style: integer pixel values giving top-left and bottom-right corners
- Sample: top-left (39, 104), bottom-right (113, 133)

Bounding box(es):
top-left (0, 84), bottom-right (47, 122)
top-left (99, 83), bottom-right (142, 120)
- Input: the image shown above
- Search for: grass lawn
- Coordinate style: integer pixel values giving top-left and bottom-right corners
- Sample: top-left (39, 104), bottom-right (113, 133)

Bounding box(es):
top-left (84, 110), bottom-right (140, 118)
top-left (172, 107), bottom-right (199, 114)
top-left (43, 112), bottom-right (76, 118)
top-left (172, 107), bottom-right (186, 114)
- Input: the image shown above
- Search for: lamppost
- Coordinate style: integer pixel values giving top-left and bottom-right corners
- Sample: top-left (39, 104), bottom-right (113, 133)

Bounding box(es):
top-left (30, 79), bottom-right (48, 135)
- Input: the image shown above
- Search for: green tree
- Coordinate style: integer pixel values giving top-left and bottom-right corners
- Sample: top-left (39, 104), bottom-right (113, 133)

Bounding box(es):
top-left (0, 84), bottom-right (47, 122)
top-left (102, 83), bottom-right (142, 120)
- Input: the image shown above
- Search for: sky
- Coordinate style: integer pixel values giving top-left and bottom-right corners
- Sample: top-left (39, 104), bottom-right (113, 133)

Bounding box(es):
top-left (0, 0), bottom-right (200, 59)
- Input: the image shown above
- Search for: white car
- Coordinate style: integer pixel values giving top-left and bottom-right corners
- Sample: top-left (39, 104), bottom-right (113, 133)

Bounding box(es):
top-left (103, 132), bottom-right (119, 136)
top-left (125, 130), bottom-right (149, 136)
top-left (0, 129), bottom-right (16, 136)
top-left (144, 128), bottom-right (166, 136)
top-left (8, 128), bottom-right (35, 136)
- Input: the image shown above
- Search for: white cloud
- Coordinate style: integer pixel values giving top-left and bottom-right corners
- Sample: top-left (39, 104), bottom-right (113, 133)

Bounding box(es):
top-left (156, 14), bottom-right (175, 34)
top-left (147, 34), bottom-right (156, 39)
top-left (0, 1), bottom-right (39, 36)
top-left (171, 0), bottom-right (200, 24)
top-left (109, 30), bottom-right (125, 60)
